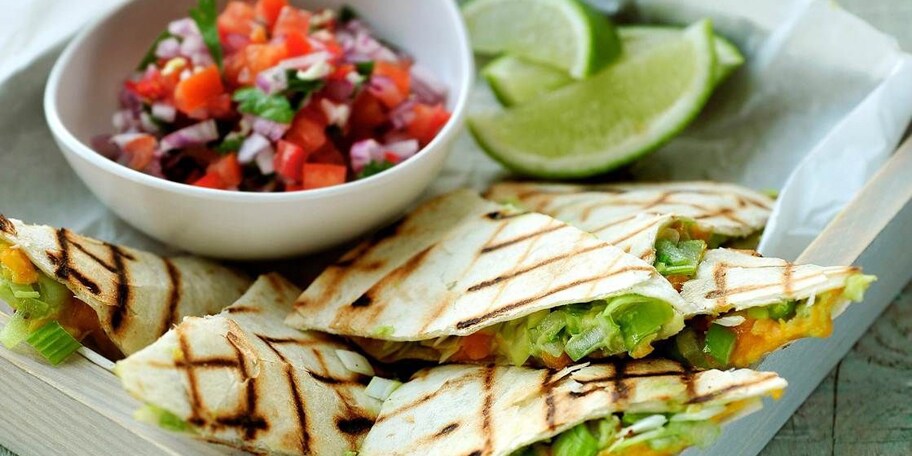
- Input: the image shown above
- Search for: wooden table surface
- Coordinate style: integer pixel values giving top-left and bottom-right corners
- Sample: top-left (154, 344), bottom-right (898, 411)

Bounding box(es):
top-left (2, 1), bottom-right (911, 456)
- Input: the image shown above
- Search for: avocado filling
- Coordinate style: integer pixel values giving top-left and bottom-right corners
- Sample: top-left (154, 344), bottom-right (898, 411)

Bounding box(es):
top-left (0, 241), bottom-right (121, 364)
top-left (671, 274), bottom-right (875, 369)
top-left (511, 399), bottom-right (761, 456)
top-left (356, 295), bottom-right (680, 369)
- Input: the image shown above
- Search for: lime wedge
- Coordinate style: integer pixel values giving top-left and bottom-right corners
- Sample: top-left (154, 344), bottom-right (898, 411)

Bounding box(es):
top-left (469, 19), bottom-right (717, 179)
top-left (483, 55), bottom-right (574, 107)
top-left (621, 26), bottom-right (743, 83)
top-left (462, 0), bottom-right (621, 78)
top-left (484, 26), bottom-right (743, 106)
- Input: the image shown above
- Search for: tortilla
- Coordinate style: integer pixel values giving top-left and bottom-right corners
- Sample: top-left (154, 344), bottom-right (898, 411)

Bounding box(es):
top-left (671, 248), bottom-right (873, 368)
top-left (360, 359), bottom-right (786, 456)
top-left (286, 189), bottom-right (693, 366)
top-left (0, 215), bottom-right (251, 355)
top-left (116, 274), bottom-right (382, 455)
top-left (485, 181), bottom-right (774, 263)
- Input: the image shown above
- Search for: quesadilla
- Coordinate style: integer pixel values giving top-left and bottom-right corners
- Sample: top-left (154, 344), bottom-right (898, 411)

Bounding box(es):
top-left (286, 189), bottom-right (697, 369)
top-left (485, 181), bottom-right (774, 287)
top-left (0, 215), bottom-right (251, 363)
top-left (116, 274), bottom-right (383, 455)
top-left (670, 248), bottom-right (874, 369)
top-left (360, 359), bottom-right (786, 456)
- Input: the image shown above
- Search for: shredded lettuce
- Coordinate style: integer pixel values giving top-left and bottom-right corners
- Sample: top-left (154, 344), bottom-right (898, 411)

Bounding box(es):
top-left (0, 312), bottom-right (32, 349)
top-left (553, 422), bottom-right (599, 456)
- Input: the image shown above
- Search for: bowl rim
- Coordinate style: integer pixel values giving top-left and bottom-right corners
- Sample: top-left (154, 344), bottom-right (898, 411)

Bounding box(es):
top-left (44, 0), bottom-right (474, 203)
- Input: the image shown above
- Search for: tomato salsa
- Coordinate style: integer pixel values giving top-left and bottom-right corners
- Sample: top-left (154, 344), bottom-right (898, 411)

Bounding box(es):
top-left (100, 0), bottom-right (451, 192)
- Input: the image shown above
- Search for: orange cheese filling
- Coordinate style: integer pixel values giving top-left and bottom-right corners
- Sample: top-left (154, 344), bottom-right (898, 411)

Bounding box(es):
top-left (728, 290), bottom-right (842, 367)
top-left (0, 246), bottom-right (39, 285)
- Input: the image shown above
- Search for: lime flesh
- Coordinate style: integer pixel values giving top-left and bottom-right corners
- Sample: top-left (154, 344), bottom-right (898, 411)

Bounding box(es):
top-left (469, 20), bottom-right (717, 179)
top-left (484, 26), bottom-right (743, 106)
top-left (462, 0), bottom-right (621, 78)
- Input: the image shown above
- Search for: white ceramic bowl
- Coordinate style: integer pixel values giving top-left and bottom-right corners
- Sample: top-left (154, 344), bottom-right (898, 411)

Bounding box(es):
top-left (45, 0), bottom-right (473, 260)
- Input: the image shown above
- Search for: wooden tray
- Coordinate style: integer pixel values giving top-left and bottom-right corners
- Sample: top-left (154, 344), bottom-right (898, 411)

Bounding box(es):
top-left (2, 135), bottom-right (911, 456)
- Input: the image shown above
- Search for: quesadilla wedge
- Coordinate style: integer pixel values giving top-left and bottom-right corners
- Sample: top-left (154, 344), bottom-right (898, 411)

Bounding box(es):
top-left (286, 189), bottom-right (697, 369)
top-left (0, 215), bottom-right (251, 363)
top-left (116, 274), bottom-right (383, 455)
top-left (670, 248), bottom-right (875, 369)
top-left (360, 359), bottom-right (786, 456)
top-left (485, 181), bottom-right (774, 287)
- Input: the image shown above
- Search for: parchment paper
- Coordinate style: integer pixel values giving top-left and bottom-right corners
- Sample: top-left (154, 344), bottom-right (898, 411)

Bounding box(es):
top-left (0, 0), bottom-right (910, 261)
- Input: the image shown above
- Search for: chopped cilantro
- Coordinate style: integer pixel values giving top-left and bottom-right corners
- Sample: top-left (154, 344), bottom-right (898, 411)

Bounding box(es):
top-left (358, 161), bottom-right (395, 179)
top-left (189, 0), bottom-right (223, 68)
top-left (233, 88), bottom-right (295, 123)
top-left (137, 30), bottom-right (174, 70)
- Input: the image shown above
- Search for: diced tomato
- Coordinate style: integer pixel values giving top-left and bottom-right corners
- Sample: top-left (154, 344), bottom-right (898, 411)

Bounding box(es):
top-left (218, 1), bottom-right (256, 41)
top-left (282, 30), bottom-right (312, 57)
top-left (284, 183), bottom-right (305, 192)
top-left (122, 134), bottom-right (157, 171)
top-left (0, 247), bottom-right (39, 285)
top-left (255, 0), bottom-right (288, 27)
top-left (329, 64), bottom-right (354, 81)
top-left (125, 68), bottom-right (180, 102)
top-left (193, 154), bottom-right (243, 189)
top-left (223, 43), bottom-right (288, 86)
top-left (273, 6), bottom-right (311, 37)
top-left (458, 332), bottom-right (493, 361)
top-left (285, 109), bottom-right (327, 153)
top-left (173, 65), bottom-right (225, 115)
top-left (374, 61), bottom-right (411, 95)
top-left (307, 142), bottom-right (345, 165)
top-left (274, 140), bottom-right (308, 181)
top-left (301, 163), bottom-right (347, 189)
top-left (349, 92), bottom-right (386, 137)
top-left (318, 36), bottom-right (344, 59)
top-left (406, 103), bottom-right (450, 146)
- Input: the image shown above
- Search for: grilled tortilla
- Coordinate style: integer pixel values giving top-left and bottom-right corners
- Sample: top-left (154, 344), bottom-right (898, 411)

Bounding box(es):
top-left (485, 181), bottom-right (774, 287)
top-left (0, 215), bottom-right (251, 358)
top-left (286, 189), bottom-right (695, 369)
top-left (360, 359), bottom-right (786, 456)
top-left (116, 274), bottom-right (382, 456)
top-left (671, 248), bottom-right (874, 369)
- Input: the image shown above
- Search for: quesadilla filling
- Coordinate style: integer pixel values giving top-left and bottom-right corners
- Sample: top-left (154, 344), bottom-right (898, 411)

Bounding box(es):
top-left (512, 398), bottom-right (764, 456)
top-left (357, 295), bottom-right (678, 369)
top-left (653, 221), bottom-right (763, 289)
top-left (0, 241), bottom-right (120, 364)
top-left (672, 274), bottom-right (875, 369)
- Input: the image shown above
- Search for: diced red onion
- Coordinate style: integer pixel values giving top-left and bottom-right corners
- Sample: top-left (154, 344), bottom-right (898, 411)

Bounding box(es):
top-left (110, 132), bottom-right (150, 148)
top-left (251, 116), bottom-right (290, 141)
top-left (112, 109), bottom-right (137, 133)
top-left (279, 51), bottom-right (334, 70)
top-left (180, 35), bottom-right (213, 66)
top-left (320, 99), bottom-right (351, 127)
top-left (383, 139), bottom-right (420, 162)
top-left (389, 100), bottom-right (416, 130)
top-left (368, 75), bottom-right (398, 101)
top-left (139, 112), bottom-right (160, 134)
top-left (222, 33), bottom-right (250, 55)
top-left (159, 119), bottom-right (218, 152)
top-left (339, 21), bottom-right (398, 62)
top-left (118, 87), bottom-right (143, 115)
top-left (238, 133), bottom-right (271, 164)
top-left (411, 64), bottom-right (448, 105)
top-left (256, 66), bottom-right (289, 95)
top-left (255, 147), bottom-right (276, 175)
top-left (350, 139), bottom-right (381, 173)
top-left (155, 37), bottom-right (181, 60)
top-left (91, 134), bottom-right (119, 160)
top-left (151, 103), bottom-right (176, 123)
top-left (168, 18), bottom-right (199, 39)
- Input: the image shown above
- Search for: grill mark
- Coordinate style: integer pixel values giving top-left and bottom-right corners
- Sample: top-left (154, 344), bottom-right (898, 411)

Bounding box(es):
top-left (0, 215), bottom-right (15, 235)
top-left (783, 263), bottom-right (794, 297)
top-left (466, 243), bottom-right (606, 293)
top-left (575, 369), bottom-right (686, 384)
top-left (375, 371), bottom-right (479, 423)
top-left (687, 374), bottom-right (778, 404)
top-left (712, 262), bottom-right (728, 308)
top-left (177, 328), bottom-right (204, 425)
top-left (435, 423), bottom-right (459, 437)
top-left (613, 359), bottom-right (629, 402)
top-left (173, 357), bottom-right (240, 369)
top-left (336, 417), bottom-right (373, 435)
top-left (70, 241), bottom-right (116, 272)
top-left (602, 216), bottom-right (665, 246)
top-left (227, 336), bottom-right (267, 440)
top-left (705, 272), bottom-right (826, 301)
top-left (257, 335), bottom-right (309, 453)
top-left (225, 306), bottom-right (261, 314)
top-left (161, 258), bottom-right (182, 335)
top-left (588, 213), bottom-right (641, 236)
top-left (108, 245), bottom-right (132, 333)
top-left (468, 451), bottom-right (483, 456)
top-left (697, 208), bottom-right (748, 227)
top-left (480, 223), bottom-right (567, 254)
top-left (352, 295), bottom-right (372, 307)
top-left (458, 266), bottom-right (652, 331)
top-left (53, 229), bottom-right (101, 295)
top-left (484, 211), bottom-right (526, 221)
top-left (543, 370), bottom-right (557, 431)
top-left (480, 366), bottom-right (495, 455)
